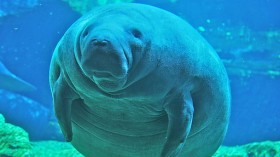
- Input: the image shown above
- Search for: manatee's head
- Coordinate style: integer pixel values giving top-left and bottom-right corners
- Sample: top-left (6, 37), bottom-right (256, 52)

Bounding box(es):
top-left (76, 6), bottom-right (153, 93)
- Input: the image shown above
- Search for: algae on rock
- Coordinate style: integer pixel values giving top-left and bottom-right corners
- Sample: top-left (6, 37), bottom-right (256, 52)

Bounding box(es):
top-left (0, 113), bottom-right (279, 157)
top-left (0, 114), bottom-right (33, 157)
top-left (28, 140), bottom-right (280, 157)
top-left (62, 0), bottom-right (134, 14)
top-left (31, 141), bottom-right (82, 157)
top-left (214, 141), bottom-right (280, 157)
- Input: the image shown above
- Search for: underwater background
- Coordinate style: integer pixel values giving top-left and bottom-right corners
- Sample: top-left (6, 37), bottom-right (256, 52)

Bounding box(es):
top-left (0, 0), bottom-right (279, 156)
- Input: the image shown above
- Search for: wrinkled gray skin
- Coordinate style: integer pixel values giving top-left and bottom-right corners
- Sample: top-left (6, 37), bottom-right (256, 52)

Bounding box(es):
top-left (49, 3), bottom-right (230, 157)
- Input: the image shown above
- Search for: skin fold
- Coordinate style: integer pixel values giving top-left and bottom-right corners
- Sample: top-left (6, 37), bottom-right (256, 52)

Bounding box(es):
top-left (49, 3), bottom-right (230, 157)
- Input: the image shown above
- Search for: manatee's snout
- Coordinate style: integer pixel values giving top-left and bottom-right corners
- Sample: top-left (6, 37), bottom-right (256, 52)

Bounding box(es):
top-left (91, 38), bottom-right (110, 47)
top-left (79, 28), bottom-right (129, 91)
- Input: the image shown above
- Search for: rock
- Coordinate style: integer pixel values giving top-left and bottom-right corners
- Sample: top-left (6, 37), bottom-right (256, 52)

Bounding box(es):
top-left (0, 90), bottom-right (63, 141)
top-left (0, 114), bottom-right (80, 156)
top-left (0, 120), bottom-right (278, 157)
top-left (31, 141), bottom-right (82, 157)
top-left (199, 24), bottom-right (280, 78)
top-left (243, 141), bottom-right (280, 157)
top-left (62, 0), bottom-right (134, 14)
top-left (0, 114), bottom-right (33, 157)
top-left (0, 114), bottom-right (4, 123)
top-left (214, 141), bottom-right (280, 157)
top-left (29, 140), bottom-right (280, 156)
top-left (0, 0), bottom-right (40, 17)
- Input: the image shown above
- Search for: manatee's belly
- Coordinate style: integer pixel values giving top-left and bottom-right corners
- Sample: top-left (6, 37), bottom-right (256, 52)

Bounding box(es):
top-left (70, 101), bottom-right (168, 157)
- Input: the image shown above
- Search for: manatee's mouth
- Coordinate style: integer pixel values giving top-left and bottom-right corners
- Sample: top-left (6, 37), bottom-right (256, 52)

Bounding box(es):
top-left (93, 76), bottom-right (127, 93)
top-left (91, 60), bottom-right (128, 93)
top-left (93, 71), bottom-right (112, 79)
top-left (91, 70), bottom-right (127, 85)
top-left (79, 28), bottom-right (129, 92)
top-left (82, 56), bottom-right (128, 93)
top-left (82, 45), bottom-right (129, 79)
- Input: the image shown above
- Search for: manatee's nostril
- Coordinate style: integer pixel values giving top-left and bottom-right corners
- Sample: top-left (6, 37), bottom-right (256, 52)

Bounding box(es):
top-left (92, 39), bottom-right (109, 47)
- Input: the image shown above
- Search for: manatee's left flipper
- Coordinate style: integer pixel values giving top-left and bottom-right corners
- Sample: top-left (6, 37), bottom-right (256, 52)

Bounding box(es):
top-left (53, 74), bottom-right (79, 142)
top-left (161, 91), bottom-right (194, 157)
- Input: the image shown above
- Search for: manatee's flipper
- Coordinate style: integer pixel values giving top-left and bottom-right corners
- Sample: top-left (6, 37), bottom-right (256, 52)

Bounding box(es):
top-left (53, 74), bottom-right (78, 142)
top-left (161, 91), bottom-right (194, 157)
top-left (0, 62), bottom-right (36, 92)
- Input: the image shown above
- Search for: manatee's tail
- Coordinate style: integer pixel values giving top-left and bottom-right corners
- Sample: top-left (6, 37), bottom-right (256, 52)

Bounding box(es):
top-left (0, 62), bottom-right (36, 92)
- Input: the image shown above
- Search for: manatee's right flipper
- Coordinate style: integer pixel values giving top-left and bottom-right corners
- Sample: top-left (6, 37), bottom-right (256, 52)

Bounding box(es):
top-left (53, 74), bottom-right (78, 142)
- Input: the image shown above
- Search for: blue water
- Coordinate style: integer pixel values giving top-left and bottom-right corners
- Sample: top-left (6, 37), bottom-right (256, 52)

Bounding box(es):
top-left (0, 0), bottom-right (279, 146)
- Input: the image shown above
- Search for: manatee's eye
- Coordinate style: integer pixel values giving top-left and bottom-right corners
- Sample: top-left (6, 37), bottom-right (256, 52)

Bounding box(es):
top-left (131, 28), bottom-right (142, 39)
top-left (82, 28), bottom-right (89, 38)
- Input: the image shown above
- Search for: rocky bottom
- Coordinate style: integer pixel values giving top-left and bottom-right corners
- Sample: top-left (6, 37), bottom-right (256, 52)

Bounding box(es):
top-left (0, 114), bottom-right (279, 157)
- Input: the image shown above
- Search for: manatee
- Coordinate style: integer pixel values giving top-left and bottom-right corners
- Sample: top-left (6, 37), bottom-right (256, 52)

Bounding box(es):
top-left (0, 61), bottom-right (36, 92)
top-left (49, 3), bottom-right (230, 157)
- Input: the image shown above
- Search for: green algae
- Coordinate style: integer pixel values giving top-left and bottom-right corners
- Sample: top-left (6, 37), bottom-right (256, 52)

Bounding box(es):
top-left (62, 0), bottom-right (134, 14)
top-left (214, 141), bottom-right (280, 157)
top-left (197, 21), bottom-right (280, 78)
top-left (0, 114), bottom-right (33, 157)
top-left (31, 141), bottom-right (82, 157)
top-left (1, 113), bottom-right (280, 156)
top-left (29, 140), bottom-right (280, 157)
top-left (62, 0), bottom-right (180, 14)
